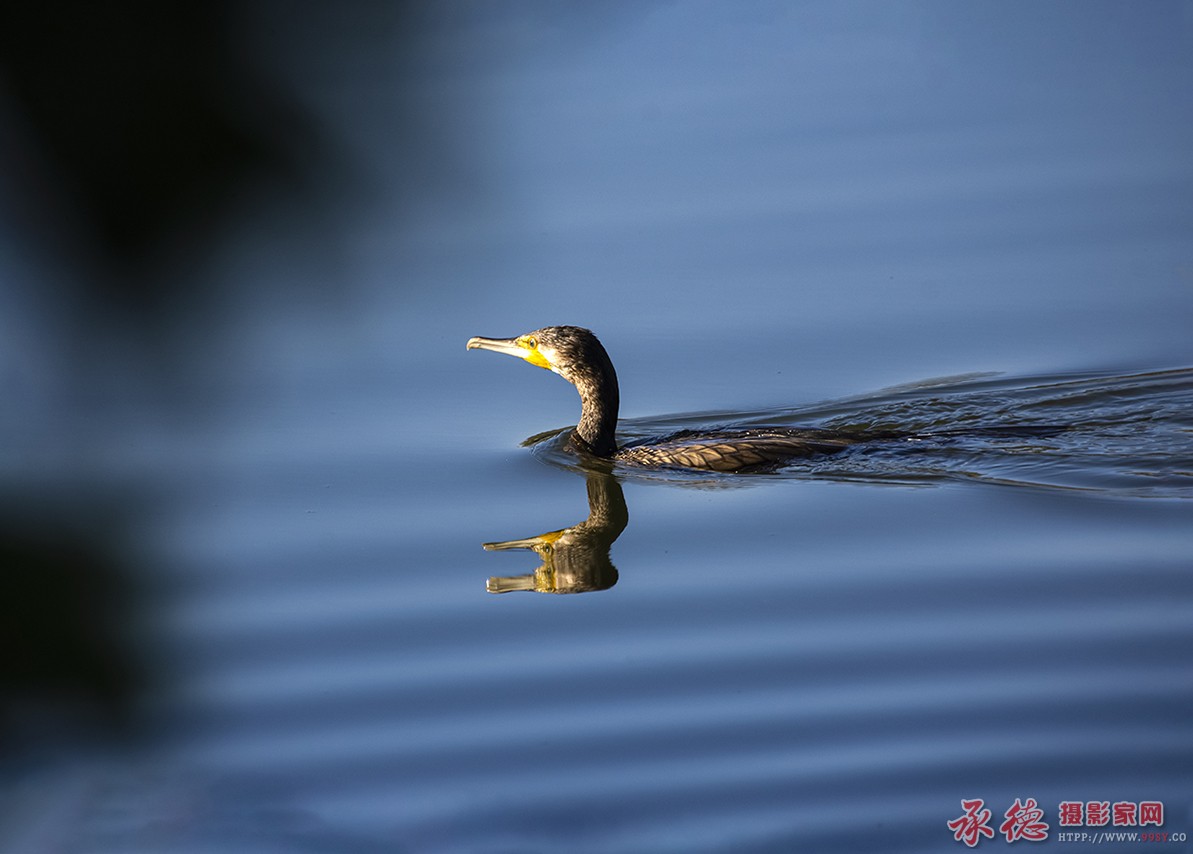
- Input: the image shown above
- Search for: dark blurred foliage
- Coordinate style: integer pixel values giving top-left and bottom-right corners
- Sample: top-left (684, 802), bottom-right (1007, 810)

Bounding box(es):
top-left (0, 1), bottom-right (312, 745)
top-left (0, 1), bottom-right (327, 313)
top-left (0, 2), bottom-right (415, 748)
top-left (0, 511), bottom-right (145, 751)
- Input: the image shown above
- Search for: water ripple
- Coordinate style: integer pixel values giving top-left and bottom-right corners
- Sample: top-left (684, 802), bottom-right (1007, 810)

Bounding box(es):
top-left (532, 367), bottom-right (1193, 496)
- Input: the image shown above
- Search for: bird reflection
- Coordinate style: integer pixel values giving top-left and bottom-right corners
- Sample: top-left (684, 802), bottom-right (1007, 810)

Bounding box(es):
top-left (483, 471), bottom-right (628, 594)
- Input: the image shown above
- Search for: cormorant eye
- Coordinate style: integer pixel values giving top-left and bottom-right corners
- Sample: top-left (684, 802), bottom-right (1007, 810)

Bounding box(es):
top-left (524, 337), bottom-right (537, 349)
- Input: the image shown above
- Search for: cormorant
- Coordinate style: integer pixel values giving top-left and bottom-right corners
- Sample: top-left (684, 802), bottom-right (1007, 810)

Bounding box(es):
top-left (467, 325), bottom-right (861, 472)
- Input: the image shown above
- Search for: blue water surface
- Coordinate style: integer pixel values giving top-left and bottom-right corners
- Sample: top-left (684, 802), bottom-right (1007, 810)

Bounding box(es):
top-left (1, 3), bottom-right (1191, 852)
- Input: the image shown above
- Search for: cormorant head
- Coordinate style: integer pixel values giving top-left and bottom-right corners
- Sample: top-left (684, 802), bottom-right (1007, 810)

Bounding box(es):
top-left (466, 325), bottom-right (613, 389)
top-left (468, 325), bottom-right (620, 456)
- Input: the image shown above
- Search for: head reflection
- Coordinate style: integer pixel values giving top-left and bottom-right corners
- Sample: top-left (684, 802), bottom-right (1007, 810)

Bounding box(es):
top-left (483, 471), bottom-right (628, 594)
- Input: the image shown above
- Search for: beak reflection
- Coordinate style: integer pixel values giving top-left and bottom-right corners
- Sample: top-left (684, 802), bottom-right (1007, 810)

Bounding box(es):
top-left (482, 471), bottom-right (628, 594)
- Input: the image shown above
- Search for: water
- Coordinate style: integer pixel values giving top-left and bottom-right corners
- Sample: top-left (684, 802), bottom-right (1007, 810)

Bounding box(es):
top-left (533, 367), bottom-right (1193, 496)
top-left (2, 3), bottom-right (1192, 853)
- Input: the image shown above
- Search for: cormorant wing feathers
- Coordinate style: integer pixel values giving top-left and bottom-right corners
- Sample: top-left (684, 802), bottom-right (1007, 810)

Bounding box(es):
top-left (615, 428), bottom-right (856, 472)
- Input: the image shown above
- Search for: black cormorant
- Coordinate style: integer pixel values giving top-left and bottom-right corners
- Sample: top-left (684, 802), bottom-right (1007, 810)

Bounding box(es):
top-left (467, 325), bottom-right (862, 472)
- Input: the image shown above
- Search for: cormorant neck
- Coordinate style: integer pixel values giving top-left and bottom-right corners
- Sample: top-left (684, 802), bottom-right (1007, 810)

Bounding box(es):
top-left (569, 353), bottom-right (619, 458)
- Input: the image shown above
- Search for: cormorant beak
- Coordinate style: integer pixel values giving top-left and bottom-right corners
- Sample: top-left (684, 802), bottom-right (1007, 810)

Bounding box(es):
top-left (467, 335), bottom-right (554, 371)
top-left (466, 336), bottom-right (527, 359)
